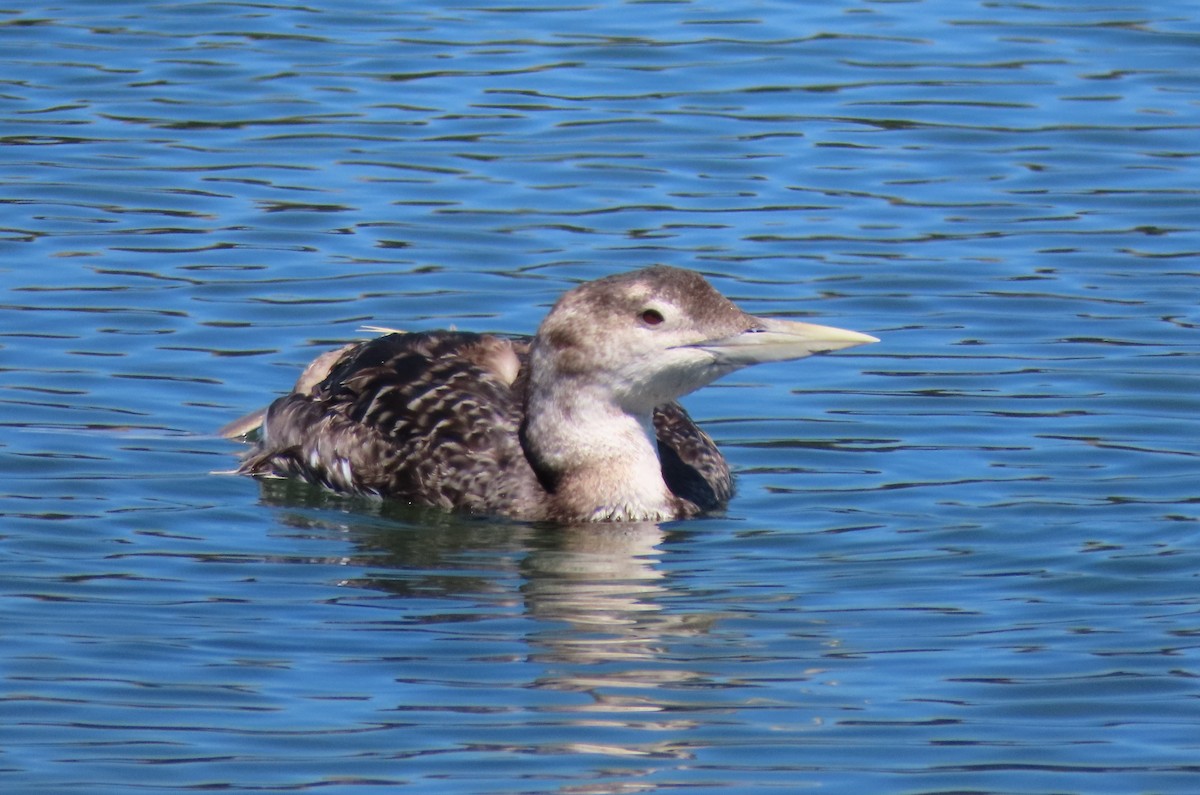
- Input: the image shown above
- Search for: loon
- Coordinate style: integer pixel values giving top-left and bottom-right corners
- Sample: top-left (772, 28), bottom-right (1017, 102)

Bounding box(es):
top-left (221, 266), bottom-right (877, 523)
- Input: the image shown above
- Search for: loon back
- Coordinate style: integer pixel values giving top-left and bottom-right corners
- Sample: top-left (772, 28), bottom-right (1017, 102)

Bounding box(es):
top-left (233, 330), bottom-right (731, 521)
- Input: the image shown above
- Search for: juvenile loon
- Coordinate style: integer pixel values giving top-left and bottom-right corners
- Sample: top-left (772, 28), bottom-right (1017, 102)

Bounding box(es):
top-left (221, 266), bottom-right (877, 523)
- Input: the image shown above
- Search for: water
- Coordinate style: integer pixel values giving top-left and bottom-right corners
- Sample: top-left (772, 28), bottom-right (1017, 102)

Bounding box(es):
top-left (3, 0), bottom-right (1199, 792)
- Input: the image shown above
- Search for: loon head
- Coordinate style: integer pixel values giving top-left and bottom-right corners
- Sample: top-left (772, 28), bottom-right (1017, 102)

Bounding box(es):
top-left (530, 265), bottom-right (878, 413)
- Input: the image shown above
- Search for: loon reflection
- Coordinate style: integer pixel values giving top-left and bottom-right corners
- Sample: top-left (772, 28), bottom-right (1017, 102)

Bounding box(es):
top-left (222, 266), bottom-right (876, 522)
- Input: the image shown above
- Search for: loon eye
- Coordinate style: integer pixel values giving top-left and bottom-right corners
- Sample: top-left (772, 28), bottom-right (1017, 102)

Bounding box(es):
top-left (640, 308), bottom-right (665, 326)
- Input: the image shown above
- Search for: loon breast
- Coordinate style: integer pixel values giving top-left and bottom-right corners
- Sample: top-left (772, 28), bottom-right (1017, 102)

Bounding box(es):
top-left (222, 266), bottom-right (876, 523)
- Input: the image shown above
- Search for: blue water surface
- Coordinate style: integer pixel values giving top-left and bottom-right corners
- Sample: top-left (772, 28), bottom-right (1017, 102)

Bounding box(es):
top-left (2, 1), bottom-right (1199, 793)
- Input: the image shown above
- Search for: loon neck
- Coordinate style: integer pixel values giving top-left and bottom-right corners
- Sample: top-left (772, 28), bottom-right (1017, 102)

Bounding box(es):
top-left (524, 378), bottom-right (677, 522)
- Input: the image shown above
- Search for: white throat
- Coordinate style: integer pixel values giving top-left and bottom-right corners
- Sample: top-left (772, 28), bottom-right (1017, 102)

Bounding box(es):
top-left (524, 380), bottom-right (676, 522)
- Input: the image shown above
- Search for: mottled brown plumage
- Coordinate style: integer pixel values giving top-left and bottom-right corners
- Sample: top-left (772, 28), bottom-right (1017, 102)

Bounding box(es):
top-left (224, 266), bottom-right (876, 523)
